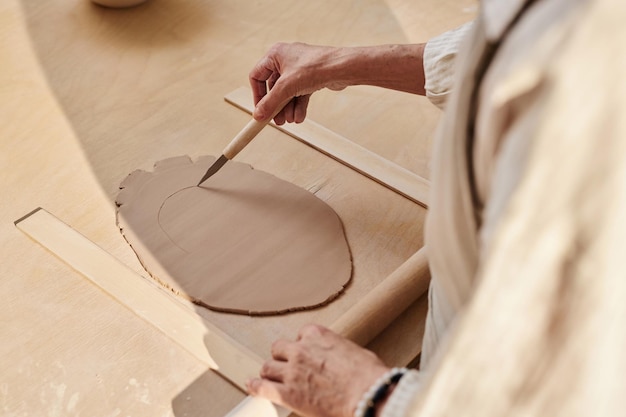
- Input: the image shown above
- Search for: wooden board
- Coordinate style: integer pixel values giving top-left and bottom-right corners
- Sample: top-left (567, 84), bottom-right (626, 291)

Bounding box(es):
top-left (16, 207), bottom-right (430, 417)
top-left (1, 0), bottom-right (475, 415)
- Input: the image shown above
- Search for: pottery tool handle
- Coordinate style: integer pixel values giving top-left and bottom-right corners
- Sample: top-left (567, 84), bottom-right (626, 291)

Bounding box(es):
top-left (223, 118), bottom-right (269, 159)
top-left (330, 246), bottom-right (430, 346)
top-left (223, 95), bottom-right (293, 160)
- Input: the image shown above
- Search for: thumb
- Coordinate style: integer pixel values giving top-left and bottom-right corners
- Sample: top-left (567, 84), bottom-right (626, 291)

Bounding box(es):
top-left (252, 98), bottom-right (270, 121)
top-left (254, 80), bottom-right (294, 121)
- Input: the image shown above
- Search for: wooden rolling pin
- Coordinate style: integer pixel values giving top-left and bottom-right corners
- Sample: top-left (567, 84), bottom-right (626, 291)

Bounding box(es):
top-left (330, 246), bottom-right (429, 345)
top-left (225, 246), bottom-right (430, 417)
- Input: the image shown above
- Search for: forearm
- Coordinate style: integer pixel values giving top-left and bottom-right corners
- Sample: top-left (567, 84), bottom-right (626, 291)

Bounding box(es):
top-left (324, 44), bottom-right (426, 96)
top-left (250, 41), bottom-right (427, 122)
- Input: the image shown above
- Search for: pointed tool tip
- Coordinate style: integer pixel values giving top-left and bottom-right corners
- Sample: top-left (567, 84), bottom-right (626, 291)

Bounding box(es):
top-left (197, 155), bottom-right (229, 186)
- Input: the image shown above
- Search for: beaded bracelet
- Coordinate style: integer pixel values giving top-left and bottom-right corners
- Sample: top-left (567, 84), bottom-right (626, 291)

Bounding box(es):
top-left (354, 367), bottom-right (408, 417)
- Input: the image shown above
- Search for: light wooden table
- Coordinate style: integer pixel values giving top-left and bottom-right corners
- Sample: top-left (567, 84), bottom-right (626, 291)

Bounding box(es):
top-left (0, 1), bottom-right (474, 415)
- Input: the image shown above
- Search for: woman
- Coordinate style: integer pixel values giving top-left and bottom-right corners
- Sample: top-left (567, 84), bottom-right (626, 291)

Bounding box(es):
top-left (246, 0), bottom-right (626, 416)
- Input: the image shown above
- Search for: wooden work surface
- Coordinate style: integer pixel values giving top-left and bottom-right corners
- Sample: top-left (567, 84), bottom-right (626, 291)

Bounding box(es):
top-left (1, 0), bottom-right (474, 415)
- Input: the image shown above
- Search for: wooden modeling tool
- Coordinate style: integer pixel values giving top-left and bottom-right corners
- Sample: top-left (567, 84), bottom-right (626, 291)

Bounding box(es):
top-left (198, 97), bottom-right (292, 186)
top-left (198, 118), bottom-right (270, 186)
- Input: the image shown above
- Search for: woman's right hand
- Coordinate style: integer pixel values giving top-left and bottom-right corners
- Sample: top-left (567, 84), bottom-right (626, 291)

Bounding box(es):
top-left (249, 41), bottom-right (426, 125)
top-left (248, 42), bottom-right (350, 125)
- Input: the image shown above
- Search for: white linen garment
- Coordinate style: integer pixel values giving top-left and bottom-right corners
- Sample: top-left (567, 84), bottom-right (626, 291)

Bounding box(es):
top-left (383, 0), bottom-right (626, 415)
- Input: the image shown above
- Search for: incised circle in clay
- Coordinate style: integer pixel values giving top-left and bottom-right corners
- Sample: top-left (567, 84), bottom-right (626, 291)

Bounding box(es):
top-left (115, 155), bottom-right (352, 315)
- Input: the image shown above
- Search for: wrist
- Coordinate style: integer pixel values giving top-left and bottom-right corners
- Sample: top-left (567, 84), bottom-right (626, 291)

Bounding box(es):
top-left (353, 367), bottom-right (409, 417)
top-left (374, 383), bottom-right (397, 417)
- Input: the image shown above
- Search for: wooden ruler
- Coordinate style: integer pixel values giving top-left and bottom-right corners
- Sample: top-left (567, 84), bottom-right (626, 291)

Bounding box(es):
top-left (15, 208), bottom-right (429, 417)
top-left (14, 208), bottom-right (264, 390)
top-left (225, 87), bottom-right (430, 208)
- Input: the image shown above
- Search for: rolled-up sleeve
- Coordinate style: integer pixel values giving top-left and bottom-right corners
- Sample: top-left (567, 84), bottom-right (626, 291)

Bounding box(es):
top-left (380, 370), bottom-right (422, 417)
top-left (423, 22), bottom-right (474, 109)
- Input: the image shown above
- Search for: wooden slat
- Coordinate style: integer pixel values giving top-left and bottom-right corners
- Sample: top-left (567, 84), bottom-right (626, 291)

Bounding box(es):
top-left (14, 208), bottom-right (265, 391)
top-left (225, 87), bottom-right (430, 208)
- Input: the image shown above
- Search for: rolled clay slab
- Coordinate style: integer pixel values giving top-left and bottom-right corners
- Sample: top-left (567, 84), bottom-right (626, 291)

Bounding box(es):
top-left (116, 156), bottom-right (352, 315)
top-left (91, 0), bottom-right (149, 8)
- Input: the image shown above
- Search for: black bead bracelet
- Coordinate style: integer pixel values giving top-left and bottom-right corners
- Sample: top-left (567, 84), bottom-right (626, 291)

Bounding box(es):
top-left (354, 368), bottom-right (408, 417)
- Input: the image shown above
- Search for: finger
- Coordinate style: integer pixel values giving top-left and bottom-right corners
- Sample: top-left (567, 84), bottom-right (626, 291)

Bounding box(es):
top-left (259, 359), bottom-right (288, 382)
top-left (294, 95), bottom-right (310, 123)
top-left (273, 110), bottom-right (286, 126)
top-left (249, 78), bottom-right (267, 107)
top-left (255, 89), bottom-right (287, 124)
top-left (271, 338), bottom-right (297, 361)
top-left (249, 57), bottom-right (275, 106)
top-left (256, 78), bottom-right (293, 123)
top-left (246, 378), bottom-right (286, 406)
top-left (297, 323), bottom-right (325, 341)
top-left (267, 72), bottom-right (279, 91)
top-left (266, 73), bottom-right (286, 125)
top-left (282, 99), bottom-right (296, 124)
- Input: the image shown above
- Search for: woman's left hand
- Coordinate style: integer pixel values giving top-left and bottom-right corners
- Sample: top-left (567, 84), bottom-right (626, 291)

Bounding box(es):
top-left (246, 323), bottom-right (390, 417)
